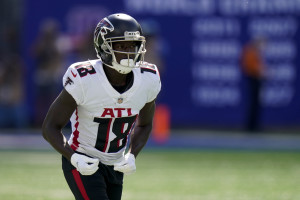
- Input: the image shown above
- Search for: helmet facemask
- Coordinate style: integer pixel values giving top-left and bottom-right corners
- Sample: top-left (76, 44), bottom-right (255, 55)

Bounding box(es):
top-left (101, 32), bottom-right (146, 74)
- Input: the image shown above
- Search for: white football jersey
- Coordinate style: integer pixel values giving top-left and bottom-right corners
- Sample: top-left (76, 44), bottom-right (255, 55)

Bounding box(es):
top-left (62, 59), bottom-right (161, 165)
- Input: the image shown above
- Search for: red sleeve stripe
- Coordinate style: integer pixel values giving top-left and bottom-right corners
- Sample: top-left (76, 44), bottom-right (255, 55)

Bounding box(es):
top-left (71, 108), bottom-right (80, 150)
top-left (141, 67), bottom-right (157, 74)
top-left (71, 169), bottom-right (90, 200)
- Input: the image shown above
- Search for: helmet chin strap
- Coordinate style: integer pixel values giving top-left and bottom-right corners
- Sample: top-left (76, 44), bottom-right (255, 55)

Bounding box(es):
top-left (111, 59), bottom-right (135, 74)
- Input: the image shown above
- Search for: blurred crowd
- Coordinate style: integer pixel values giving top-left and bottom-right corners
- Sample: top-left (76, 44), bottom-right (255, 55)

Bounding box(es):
top-left (0, 0), bottom-right (169, 129)
top-left (1, 0), bottom-right (293, 133)
top-left (0, 0), bottom-right (98, 128)
top-left (0, 0), bottom-right (26, 128)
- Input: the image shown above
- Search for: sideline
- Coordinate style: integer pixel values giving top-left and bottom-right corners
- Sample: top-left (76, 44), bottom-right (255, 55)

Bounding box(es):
top-left (0, 129), bottom-right (300, 151)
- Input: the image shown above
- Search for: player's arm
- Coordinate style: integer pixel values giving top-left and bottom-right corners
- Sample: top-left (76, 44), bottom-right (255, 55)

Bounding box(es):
top-left (114, 99), bottom-right (155, 175)
top-left (42, 88), bottom-right (77, 161)
top-left (129, 99), bottom-right (156, 158)
top-left (43, 88), bottom-right (99, 175)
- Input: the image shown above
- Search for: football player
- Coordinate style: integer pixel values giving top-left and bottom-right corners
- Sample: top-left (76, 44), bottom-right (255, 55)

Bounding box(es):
top-left (42, 13), bottom-right (161, 200)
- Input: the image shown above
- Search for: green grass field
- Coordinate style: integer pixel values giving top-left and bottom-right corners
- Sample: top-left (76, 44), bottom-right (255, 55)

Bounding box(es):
top-left (0, 149), bottom-right (299, 200)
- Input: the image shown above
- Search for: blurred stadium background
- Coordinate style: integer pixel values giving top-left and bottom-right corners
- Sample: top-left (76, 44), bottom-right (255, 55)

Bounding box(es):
top-left (0, 0), bottom-right (300, 199)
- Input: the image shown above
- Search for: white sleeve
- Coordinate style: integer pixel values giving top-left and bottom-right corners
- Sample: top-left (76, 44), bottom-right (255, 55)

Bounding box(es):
top-left (62, 66), bottom-right (85, 105)
top-left (147, 65), bottom-right (162, 102)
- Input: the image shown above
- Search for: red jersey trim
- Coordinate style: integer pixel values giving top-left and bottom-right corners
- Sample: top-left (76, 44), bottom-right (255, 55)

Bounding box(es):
top-left (71, 108), bottom-right (80, 150)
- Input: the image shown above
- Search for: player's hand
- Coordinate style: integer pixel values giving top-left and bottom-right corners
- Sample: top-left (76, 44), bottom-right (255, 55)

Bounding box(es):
top-left (71, 153), bottom-right (99, 176)
top-left (114, 153), bottom-right (136, 175)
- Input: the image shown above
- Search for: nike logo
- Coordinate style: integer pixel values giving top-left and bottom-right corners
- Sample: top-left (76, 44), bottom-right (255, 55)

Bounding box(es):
top-left (71, 70), bottom-right (77, 77)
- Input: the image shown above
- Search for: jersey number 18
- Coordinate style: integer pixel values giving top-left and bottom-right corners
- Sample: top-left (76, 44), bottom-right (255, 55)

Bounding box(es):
top-left (93, 115), bottom-right (137, 153)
